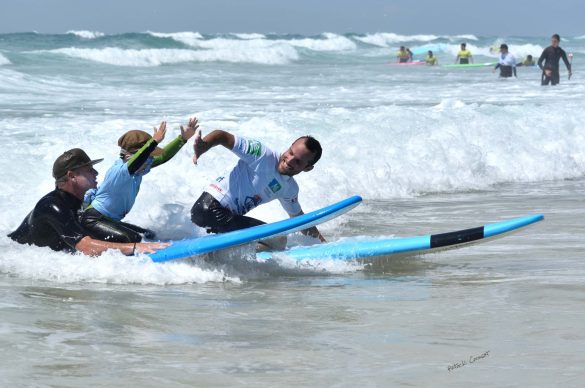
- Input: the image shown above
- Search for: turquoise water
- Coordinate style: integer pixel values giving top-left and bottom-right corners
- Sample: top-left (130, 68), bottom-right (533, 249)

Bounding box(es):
top-left (0, 31), bottom-right (584, 386)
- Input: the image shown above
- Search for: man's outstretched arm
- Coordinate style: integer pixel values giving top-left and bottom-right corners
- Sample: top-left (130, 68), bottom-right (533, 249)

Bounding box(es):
top-left (193, 129), bottom-right (235, 164)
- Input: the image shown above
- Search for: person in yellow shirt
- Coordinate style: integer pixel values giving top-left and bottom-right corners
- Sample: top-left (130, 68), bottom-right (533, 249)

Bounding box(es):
top-left (455, 43), bottom-right (473, 64)
top-left (397, 46), bottom-right (410, 63)
top-left (425, 50), bottom-right (438, 65)
top-left (517, 55), bottom-right (536, 66)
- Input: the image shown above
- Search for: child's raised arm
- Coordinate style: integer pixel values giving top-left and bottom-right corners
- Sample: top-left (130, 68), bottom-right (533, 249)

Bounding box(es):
top-left (180, 117), bottom-right (199, 141)
top-left (152, 121), bottom-right (167, 143)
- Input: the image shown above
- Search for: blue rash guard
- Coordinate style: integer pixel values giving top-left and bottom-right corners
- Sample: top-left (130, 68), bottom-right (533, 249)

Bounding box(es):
top-left (85, 135), bottom-right (186, 221)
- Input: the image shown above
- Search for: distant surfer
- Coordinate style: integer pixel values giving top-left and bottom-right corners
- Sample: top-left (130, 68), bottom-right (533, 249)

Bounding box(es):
top-left (8, 149), bottom-right (168, 256)
top-left (493, 44), bottom-right (516, 78)
top-left (516, 55), bottom-right (535, 66)
top-left (425, 50), bottom-right (438, 65)
top-left (190, 130), bottom-right (325, 250)
top-left (397, 46), bottom-right (410, 63)
top-left (538, 34), bottom-right (572, 86)
top-left (80, 118), bottom-right (198, 243)
top-left (455, 43), bottom-right (473, 64)
top-left (406, 48), bottom-right (414, 62)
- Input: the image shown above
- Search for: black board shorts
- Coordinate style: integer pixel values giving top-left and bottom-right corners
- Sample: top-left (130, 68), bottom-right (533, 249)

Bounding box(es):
top-left (191, 192), bottom-right (265, 234)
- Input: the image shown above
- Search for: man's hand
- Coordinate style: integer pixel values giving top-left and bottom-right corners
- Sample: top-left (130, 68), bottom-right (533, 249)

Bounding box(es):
top-left (135, 241), bottom-right (171, 254)
top-left (180, 117), bottom-right (199, 141)
top-left (192, 129), bottom-right (234, 165)
top-left (152, 121), bottom-right (167, 143)
top-left (193, 130), bottom-right (210, 165)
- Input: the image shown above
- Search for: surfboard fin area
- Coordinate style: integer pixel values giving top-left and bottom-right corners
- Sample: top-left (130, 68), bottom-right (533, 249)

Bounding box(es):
top-left (256, 214), bottom-right (544, 262)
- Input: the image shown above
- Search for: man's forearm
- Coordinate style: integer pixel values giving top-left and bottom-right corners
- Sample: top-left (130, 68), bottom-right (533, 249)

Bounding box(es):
top-left (75, 236), bottom-right (135, 256)
top-left (204, 130), bottom-right (235, 150)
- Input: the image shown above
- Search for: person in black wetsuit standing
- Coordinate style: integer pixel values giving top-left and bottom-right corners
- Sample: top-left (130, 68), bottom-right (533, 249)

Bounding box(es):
top-left (8, 148), bottom-right (168, 256)
top-left (538, 34), bottom-right (572, 86)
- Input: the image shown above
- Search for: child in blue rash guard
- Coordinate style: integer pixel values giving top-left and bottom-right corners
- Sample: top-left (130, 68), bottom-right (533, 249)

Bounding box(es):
top-left (80, 117), bottom-right (199, 243)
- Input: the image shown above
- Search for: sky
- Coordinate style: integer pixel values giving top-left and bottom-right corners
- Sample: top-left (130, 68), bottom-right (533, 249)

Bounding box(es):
top-left (0, 0), bottom-right (584, 36)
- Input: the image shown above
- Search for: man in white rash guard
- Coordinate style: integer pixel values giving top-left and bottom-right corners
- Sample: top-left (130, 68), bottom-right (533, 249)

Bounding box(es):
top-left (190, 129), bottom-right (325, 250)
top-left (493, 44), bottom-right (516, 78)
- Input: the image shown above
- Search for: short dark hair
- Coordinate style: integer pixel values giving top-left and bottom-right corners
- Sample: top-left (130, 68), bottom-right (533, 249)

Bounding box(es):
top-left (552, 34), bottom-right (561, 41)
top-left (296, 136), bottom-right (322, 166)
top-left (461, 43), bottom-right (466, 47)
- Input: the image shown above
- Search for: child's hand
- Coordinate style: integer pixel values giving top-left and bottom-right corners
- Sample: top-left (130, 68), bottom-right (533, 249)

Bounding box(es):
top-left (152, 121), bottom-right (167, 143)
top-left (180, 117), bottom-right (199, 141)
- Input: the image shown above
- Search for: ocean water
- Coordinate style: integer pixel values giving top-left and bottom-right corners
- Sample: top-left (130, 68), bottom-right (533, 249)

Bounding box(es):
top-left (0, 31), bottom-right (584, 386)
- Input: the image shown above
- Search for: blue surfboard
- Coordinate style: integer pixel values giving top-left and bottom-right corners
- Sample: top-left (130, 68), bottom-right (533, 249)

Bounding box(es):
top-left (256, 214), bottom-right (543, 262)
top-left (148, 195), bottom-right (362, 263)
top-left (410, 43), bottom-right (448, 56)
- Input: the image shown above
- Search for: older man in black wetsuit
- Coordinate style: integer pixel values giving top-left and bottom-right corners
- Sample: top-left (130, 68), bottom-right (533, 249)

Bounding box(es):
top-left (538, 34), bottom-right (572, 86)
top-left (8, 148), bottom-right (168, 256)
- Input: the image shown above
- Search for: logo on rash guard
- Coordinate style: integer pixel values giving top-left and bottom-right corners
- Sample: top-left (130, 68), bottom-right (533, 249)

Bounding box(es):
top-left (268, 178), bottom-right (282, 193)
top-left (242, 195), bottom-right (262, 213)
top-left (246, 140), bottom-right (262, 157)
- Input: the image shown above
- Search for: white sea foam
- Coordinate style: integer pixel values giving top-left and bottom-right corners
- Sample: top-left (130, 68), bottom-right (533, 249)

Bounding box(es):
top-left (66, 30), bottom-right (105, 39)
top-left (47, 46), bottom-right (298, 65)
top-left (0, 53), bottom-right (10, 65)
top-left (288, 33), bottom-right (356, 51)
top-left (0, 238), bottom-right (237, 285)
top-left (232, 33), bottom-right (266, 40)
top-left (148, 31), bottom-right (204, 46)
top-left (355, 33), bottom-right (440, 47)
top-left (154, 31), bottom-right (355, 52)
top-left (220, 99), bottom-right (585, 204)
top-left (448, 34), bottom-right (479, 41)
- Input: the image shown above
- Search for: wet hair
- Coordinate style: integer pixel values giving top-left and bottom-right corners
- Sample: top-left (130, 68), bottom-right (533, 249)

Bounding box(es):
top-left (400, 46), bottom-right (405, 50)
top-left (428, 50), bottom-right (433, 55)
top-left (552, 34), bottom-right (561, 41)
top-left (295, 136), bottom-right (322, 166)
top-left (461, 43), bottom-right (466, 47)
top-left (527, 55), bottom-right (533, 59)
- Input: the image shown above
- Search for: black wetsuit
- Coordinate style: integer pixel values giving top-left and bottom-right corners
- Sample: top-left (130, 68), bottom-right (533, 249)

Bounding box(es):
top-left (80, 207), bottom-right (152, 243)
top-left (8, 189), bottom-right (86, 252)
top-left (538, 46), bottom-right (571, 86)
top-left (191, 192), bottom-right (265, 234)
top-left (494, 63), bottom-right (516, 78)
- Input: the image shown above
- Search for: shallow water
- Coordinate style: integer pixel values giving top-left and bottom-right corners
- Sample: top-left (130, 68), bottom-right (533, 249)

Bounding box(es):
top-left (2, 179), bottom-right (584, 386)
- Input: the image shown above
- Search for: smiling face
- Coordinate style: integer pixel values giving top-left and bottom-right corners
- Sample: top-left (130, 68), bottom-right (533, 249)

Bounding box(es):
top-left (277, 138), bottom-right (316, 176)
